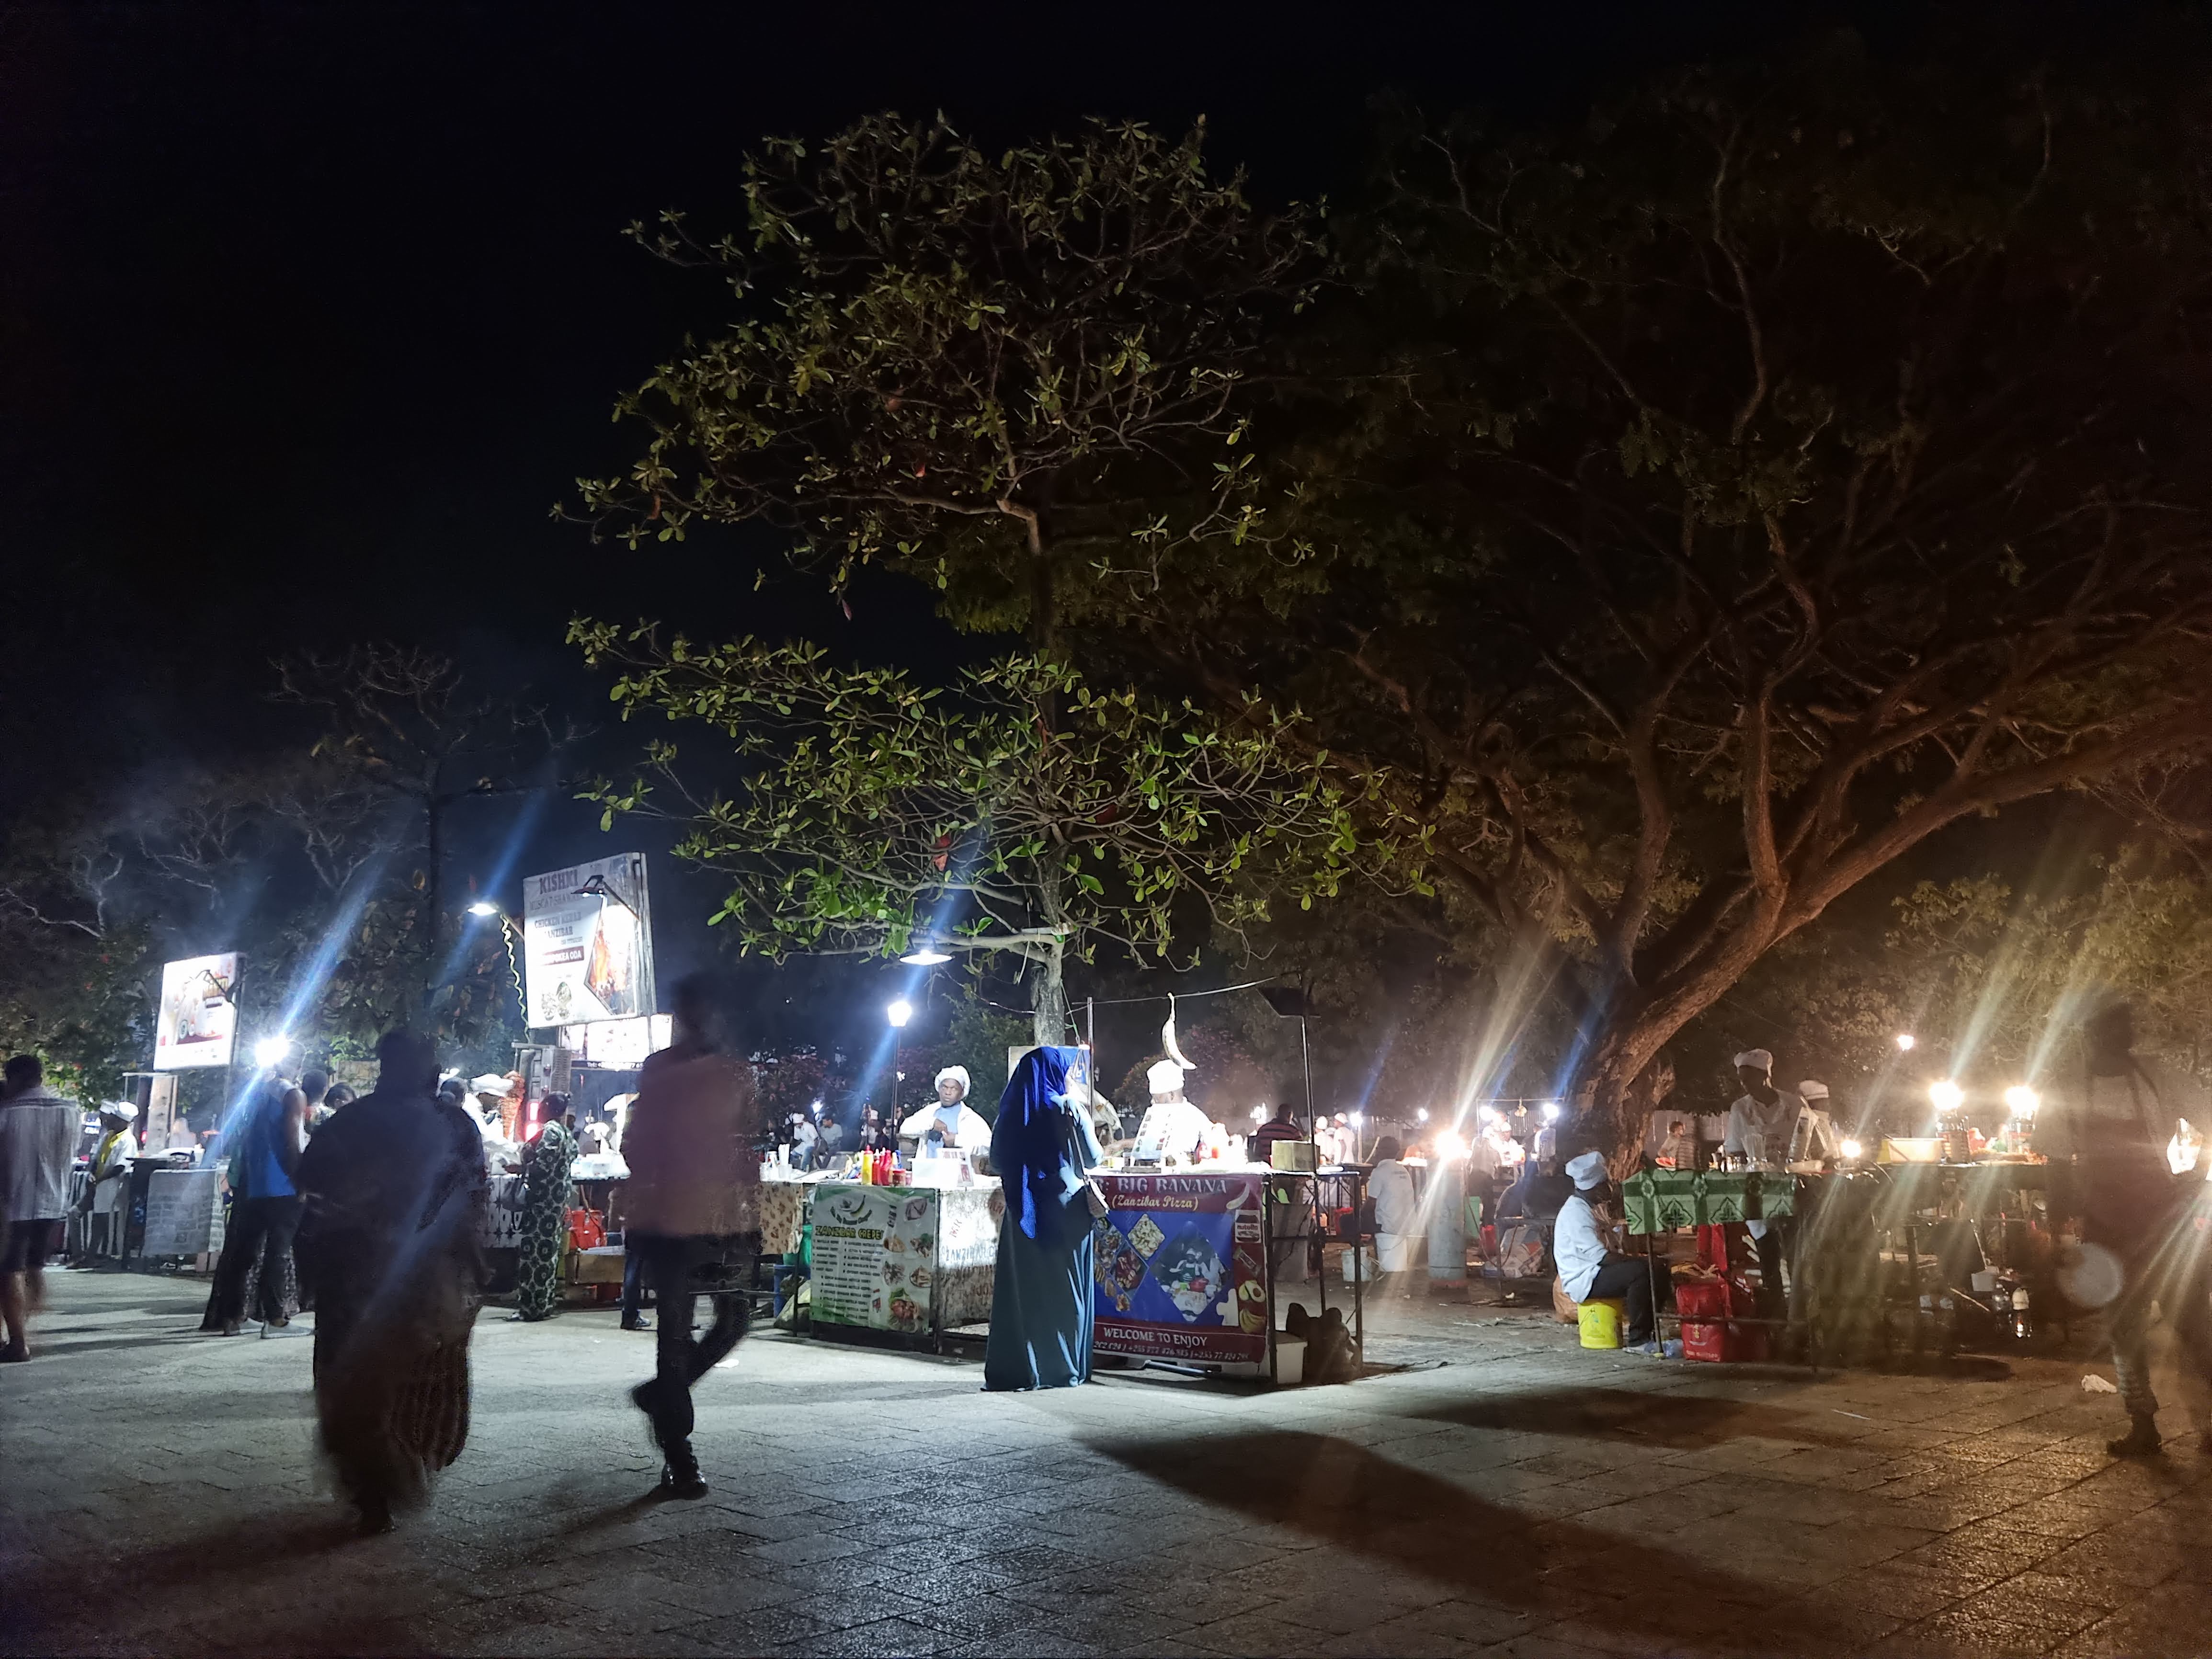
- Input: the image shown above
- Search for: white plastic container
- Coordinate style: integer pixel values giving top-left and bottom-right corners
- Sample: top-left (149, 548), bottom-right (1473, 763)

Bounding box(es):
top-left (1272, 1335), bottom-right (1307, 1386)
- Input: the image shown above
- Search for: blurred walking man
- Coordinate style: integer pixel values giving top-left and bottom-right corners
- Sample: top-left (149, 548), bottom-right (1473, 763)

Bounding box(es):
top-left (623, 974), bottom-right (763, 1499)
top-left (0, 1055), bottom-right (81, 1362)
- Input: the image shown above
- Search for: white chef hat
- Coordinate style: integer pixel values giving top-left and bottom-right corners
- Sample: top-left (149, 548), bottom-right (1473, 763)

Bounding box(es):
top-left (469, 1073), bottom-right (513, 1097)
top-left (101, 1101), bottom-right (138, 1122)
top-left (1733, 1049), bottom-right (1774, 1072)
top-left (934, 1065), bottom-right (970, 1101)
top-left (1798, 1079), bottom-right (1830, 1102)
top-left (1566, 1151), bottom-right (1608, 1189)
top-left (1147, 1059), bottom-right (1187, 1096)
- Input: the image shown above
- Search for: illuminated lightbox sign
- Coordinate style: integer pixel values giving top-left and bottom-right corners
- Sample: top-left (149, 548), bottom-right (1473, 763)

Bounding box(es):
top-left (152, 954), bottom-right (241, 1072)
top-left (522, 853), bottom-right (655, 1029)
top-left (557, 1014), bottom-right (672, 1068)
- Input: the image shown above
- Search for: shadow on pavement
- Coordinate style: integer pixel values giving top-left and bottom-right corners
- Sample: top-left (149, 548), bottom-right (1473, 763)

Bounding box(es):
top-left (1404, 1385), bottom-right (1860, 1449)
top-left (1091, 1428), bottom-right (1828, 1643)
top-left (5, 1505), bottom-right (359, 1643)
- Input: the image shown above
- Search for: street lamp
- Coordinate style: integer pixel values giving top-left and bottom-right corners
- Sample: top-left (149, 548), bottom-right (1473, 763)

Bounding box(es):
top-left (466, 900), bottom-right (499, 917)
top-left (1896, 1033), bottom-right (1917, 1053)
top-left (1928, 1079), bottom-right (1964, 1114)
top-left (898, 945), bottom-right (951, 966)
top-left (253, 1035), bottom-right (293, 1069)
top-left (886, 999), bottom-right (912, 1028)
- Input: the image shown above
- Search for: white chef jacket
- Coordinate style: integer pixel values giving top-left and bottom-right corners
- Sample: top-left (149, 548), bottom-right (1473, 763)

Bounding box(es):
top-left (1790, 1106), bottom-right (1842, 1164)
top-left (1723, 1089), bottom-right (1807, 1169)
top-left (1135, 1098), bottom-right (1214, 1161)
top-left (1554, 1191), bottom-right (1609, 1302)
top-left (1368, 1158), bottom-right (1419, 1272)
top-left (899, 1102), bottom-right (992, 1155)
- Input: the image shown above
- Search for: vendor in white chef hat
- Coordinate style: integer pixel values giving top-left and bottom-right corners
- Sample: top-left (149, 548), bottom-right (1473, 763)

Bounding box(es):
top-left (900, 1066), bottom-right (993, 1161)
top-left (1136, 1059), bottom-right (1216, 1164)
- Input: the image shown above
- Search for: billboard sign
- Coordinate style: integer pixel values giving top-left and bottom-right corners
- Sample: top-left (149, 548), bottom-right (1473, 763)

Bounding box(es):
top-left (152, 954), bottom-right (241, 1071)
top-left (522, 853), bottom-right (654, 1029)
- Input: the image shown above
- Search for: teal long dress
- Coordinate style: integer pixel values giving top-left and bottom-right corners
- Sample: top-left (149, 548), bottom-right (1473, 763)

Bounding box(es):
top-left (513, 1121), bottom-right (577, 1320)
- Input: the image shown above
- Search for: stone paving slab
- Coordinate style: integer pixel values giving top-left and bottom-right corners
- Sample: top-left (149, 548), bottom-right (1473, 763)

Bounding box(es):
top-left (5, 1269), bottom-right (2212, 1656)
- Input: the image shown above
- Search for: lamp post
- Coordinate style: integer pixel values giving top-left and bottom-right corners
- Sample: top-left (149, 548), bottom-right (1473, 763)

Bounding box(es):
top-left (887, 998), bottom-right (913, 1126)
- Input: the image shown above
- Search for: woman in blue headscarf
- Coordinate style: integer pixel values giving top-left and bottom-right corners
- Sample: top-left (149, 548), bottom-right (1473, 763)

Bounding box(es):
top-left (985, 1047), bottom-right (1103, 1390)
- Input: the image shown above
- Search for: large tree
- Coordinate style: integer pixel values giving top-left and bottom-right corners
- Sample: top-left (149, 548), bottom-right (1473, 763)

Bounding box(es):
top-left (1073, 40), bottom-right (2212, 1158)
top-left (571, 628), bottom-right (1356, 1044)
top-left (572, 114), bottom-right (1324, 648)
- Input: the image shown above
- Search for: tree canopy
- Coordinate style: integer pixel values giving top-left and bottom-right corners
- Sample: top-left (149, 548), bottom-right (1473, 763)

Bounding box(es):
top-left (591, 41), bottom-right (2212, 1157)
top-left (572, 625), bottom-right (1360, 1043)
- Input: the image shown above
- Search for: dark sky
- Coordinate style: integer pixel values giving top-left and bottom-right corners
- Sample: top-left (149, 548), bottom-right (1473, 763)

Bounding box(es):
top-left (4, 0), bottom-right (1953, 1072)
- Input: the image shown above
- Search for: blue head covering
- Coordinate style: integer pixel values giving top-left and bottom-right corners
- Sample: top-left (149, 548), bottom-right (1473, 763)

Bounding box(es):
top-left (991, 1047), bottom-right (1098, 1243)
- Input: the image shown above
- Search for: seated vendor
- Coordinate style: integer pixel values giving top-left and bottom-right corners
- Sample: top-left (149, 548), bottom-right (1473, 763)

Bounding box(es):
top-left (1367, 1136), bottom-right (1420, 1283)
top-left (1247, 1103), bottom-right (1306, 1166)
top-left (1555, 1150), bottom-right (1669, 1352)
top-left (900, 1066), bottom-right (992, 1168)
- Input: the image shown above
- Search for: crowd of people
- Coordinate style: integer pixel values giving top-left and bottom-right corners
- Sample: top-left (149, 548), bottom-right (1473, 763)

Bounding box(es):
top-left (13, 989), bottom-right (2212, 1537)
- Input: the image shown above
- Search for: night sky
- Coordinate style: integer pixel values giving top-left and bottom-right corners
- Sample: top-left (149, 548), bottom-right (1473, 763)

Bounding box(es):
top-left (0, 0), bottom-right (1943, 1071)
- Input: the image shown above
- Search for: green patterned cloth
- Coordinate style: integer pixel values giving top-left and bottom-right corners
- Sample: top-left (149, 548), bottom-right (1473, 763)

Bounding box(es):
top-left (1622, 1169), bottom-right (1796, 1234)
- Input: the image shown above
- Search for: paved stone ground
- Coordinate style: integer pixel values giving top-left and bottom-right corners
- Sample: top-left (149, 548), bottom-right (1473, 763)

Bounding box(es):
top-left (5, 1267), bottom-right (2212, 1658)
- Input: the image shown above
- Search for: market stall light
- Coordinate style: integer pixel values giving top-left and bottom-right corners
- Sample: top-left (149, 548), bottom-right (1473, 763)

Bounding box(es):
top-left (1251, 1106), bottom-right (1266, 1124)
top-left (1349, 1111), bottom-right (1365, 1126)
top-left (1542, 1101), bottom-right (1562, 1121)
top-left (1476, 1104), bottom-right (1499, 1124)
top-left (253, 1035), bottom-right (292, 1068)
top-left (1928, 1079), bottom-right (1964, 1113)
top-left (466, 900), bottom-right (499, 917)
top-left (1433, 1128), bottom-right (1467, 1161)
top-left (1416, 1107), bottom-right (1429, 1122)
top-left (2003, 1084), bottom-right (2041, 1117)
top-left (1896, 1033), bottom-right (1916, 1052)
top-left (898, 946), bottom-right (952, 966)
top-left (886, 999), bottom-right (913, 1028)
top-left (1841, 1138), bottom-right (1864, 1160)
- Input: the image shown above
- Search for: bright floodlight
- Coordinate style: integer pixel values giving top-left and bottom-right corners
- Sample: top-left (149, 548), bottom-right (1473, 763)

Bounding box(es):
top-left (1542, 1101), bottom-right (1562, 1121)
top-left (253, 1035), bottom-right (292, 1068)
top-left (1841, 1138), bottom-right (1864, 1160)
top-left (466, 900), bottom-right (499, 917)
top-left (2003, 1084), bottom-right (2041, 1117)
top-left (1896, 1033), bottom-right (1916, 1052)
top-left (886, 998), bottom-right (913, 1028)
top-left (1434, 1128), bottom-right (1468, 1161)
top-left (1929, 1079), bottom-right (1964, 1113)
top-left (898, 946), bottom-right (952, 966)
top-left (1476, 1104), bottom-right (1498, 1124)
top-left (1349, 1111), bottom-right (1366, 1126)
top-left (1416, 1108), bottom-right (1429, 1122)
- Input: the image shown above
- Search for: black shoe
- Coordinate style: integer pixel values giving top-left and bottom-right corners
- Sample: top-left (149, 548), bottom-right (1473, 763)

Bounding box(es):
top-left (658, 1459), bottom-right (708, 1500)
top-left (2108, 1414), bottom-right (2162, 1458)
top-left (621, 1315), bottom-right (653, 1331)
top-left (357, 1497), bottom-right (395, 1536)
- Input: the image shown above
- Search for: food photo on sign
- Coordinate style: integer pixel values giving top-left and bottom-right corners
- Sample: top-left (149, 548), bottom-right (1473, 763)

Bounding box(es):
top-left (1090, 1171), bottom-right (1268, 1363)
top-left (521, 854), bottom-right (655, 1028)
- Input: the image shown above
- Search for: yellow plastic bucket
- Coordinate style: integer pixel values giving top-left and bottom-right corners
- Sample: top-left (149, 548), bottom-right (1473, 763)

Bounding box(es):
top-left (1577, 1297), bottom-right (1626, 1350)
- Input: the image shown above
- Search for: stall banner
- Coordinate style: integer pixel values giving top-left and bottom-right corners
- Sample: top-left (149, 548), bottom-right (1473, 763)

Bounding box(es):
top-left (152, 954), bottom-right (240, 1071)
top-left (140, 1168), bottom-right (225, 1256)
top-left (1093, 1170), bottom-right (1268, 1364)
top-left (810, 1183), bottom-right (938, 1334)
top-left (522, 854), bottom-right (655, 1029)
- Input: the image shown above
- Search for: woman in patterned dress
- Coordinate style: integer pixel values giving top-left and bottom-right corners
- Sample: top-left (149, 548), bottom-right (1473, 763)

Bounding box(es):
top-left (512, 1094), bottom-right (577, 1321)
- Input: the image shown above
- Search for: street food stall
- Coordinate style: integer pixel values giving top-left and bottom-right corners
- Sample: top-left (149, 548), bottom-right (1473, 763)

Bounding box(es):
top-left (1623, 1151), bottom-right (2059, 1364)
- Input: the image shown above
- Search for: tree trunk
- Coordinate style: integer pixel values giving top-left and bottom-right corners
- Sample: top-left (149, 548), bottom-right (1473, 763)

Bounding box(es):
top-left (1031, 944), bottom-right (1070, 1050)
top-left (1569, 1014), bottom-right (1688, 1177)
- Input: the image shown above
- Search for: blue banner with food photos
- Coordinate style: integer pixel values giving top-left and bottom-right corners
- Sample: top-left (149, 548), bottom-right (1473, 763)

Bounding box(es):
top-left (1093, 1170), bottom-right (1267, 1364)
